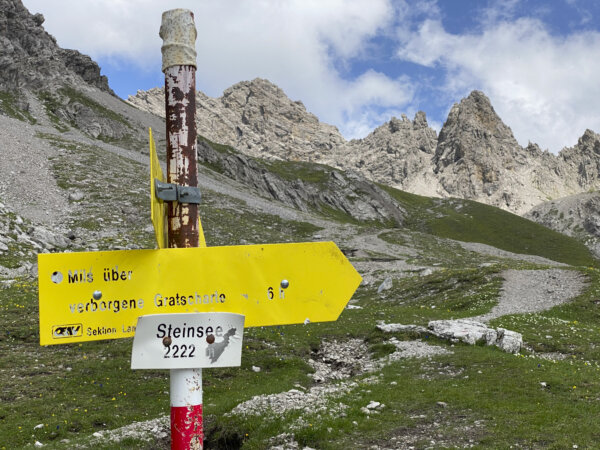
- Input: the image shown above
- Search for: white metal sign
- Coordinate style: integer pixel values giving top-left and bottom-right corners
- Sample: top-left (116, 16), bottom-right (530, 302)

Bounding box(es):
top-left (131, 313), bottom-right (244, 369)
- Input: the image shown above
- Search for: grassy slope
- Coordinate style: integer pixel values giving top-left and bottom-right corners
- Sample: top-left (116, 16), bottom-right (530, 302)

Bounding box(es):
top-left (381, 185), bottom-right (599, 268)
top-left (3, 128), bottom-right (600, 448)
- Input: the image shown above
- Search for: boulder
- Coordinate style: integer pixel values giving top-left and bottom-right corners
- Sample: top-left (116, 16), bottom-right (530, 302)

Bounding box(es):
top-left (428, 319), bottom-right (522, 354)
top-left (376, 319), bottom-right (522, 354)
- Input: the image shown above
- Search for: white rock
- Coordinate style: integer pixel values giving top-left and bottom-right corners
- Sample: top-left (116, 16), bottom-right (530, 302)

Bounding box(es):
top-left (69, 191), bottom-right (84, 202)
top-left (34, 423), bottom-right (44, 429)
top-left (377, 277), bottom-right (393, 293)
top-left (428, 319), bottom-right (495, 346)
top-left (252, 366), bottom-right (261, 372)
top-left (34, 442), bottom-right (44, 448)
top-left (376, 322), bottom-right (427, 334)
top-left (428, 319), bottom-right (521, 353)
top-left (497, 328), bottom-right (522, 354)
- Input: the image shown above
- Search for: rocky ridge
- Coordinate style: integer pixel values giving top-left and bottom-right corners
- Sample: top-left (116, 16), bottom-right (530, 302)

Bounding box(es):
top-left (333, 111), bottom-right (441, 198)
top-left (130, 83), bottom-right (600, 216)
top-left (0, 0), bottom-right (167, 147)
top-left (0, 0), bottom-right (112, 94)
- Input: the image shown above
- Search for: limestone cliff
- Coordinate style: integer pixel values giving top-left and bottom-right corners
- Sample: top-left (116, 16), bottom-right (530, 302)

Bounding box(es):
top-left (130, 83), bottom-right (600, 215)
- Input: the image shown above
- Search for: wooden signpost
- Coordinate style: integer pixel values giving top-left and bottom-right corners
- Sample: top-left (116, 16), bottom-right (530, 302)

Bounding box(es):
top-left (37, 8), bottom-right (362, 450)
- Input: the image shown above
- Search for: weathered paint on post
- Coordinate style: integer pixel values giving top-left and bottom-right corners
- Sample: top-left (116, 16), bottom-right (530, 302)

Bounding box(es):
top-left (161, 8), bottom-right (204, 449)
top-left (165, 65), bottom-right (203, 249)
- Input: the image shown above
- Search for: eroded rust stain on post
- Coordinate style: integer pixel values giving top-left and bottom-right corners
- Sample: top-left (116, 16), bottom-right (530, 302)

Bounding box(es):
top-left (165, 65), bottom-right (199, 248)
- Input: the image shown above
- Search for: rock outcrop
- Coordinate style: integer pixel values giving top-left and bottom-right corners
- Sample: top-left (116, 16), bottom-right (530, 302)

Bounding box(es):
top-left (377, 319), bottom-right (523, 354)
top-left (0, 0), bottom-right (112, 94)
top-left (329, 112), bottom-right (441, 198)
top-left (428, 319), bottom-right (522, 354)
top-left (559, 129), bottom-right (600, 188)
top-left (526, 191), bottom-right (600, 258)
top-left (197, 138), bottom-right (405, 226)
top-left (0, 0), bottom-right (168, 151)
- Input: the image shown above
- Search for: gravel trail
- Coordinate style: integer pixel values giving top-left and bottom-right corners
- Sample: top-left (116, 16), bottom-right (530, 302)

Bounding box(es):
top-left (475, 268), bottom-right (588, 322)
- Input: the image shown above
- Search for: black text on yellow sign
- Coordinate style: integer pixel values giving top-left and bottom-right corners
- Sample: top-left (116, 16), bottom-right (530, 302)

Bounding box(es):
top-left (38, 242), bottom-right (362, 345)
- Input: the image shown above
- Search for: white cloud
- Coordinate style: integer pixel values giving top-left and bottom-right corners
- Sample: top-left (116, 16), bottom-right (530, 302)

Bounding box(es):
top-left (477, 0), bottom-right (521, 26)
top-left (23, 0), bottom-right (164, 68)
top-left (22, 0), bottom-right (415, 140)
top-left (26, 0), bottom-right (597, 151)
top-left (397, 16), bottom-right (600, 152)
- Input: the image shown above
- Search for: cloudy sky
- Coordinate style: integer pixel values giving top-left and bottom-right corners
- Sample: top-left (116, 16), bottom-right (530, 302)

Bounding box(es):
top-left (22, 0), bottom-right (600, 153)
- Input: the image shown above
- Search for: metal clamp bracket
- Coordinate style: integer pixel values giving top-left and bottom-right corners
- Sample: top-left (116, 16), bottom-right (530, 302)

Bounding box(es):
top-left (155, 180), bottom-right (201, 204)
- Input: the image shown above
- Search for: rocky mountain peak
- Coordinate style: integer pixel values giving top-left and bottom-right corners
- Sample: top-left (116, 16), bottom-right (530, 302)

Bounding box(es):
top-left (576, 129), bottom-right (600, 154)
top-left (388, 111), bottom-right (431, 135)
top-left (223, 78), bottom-right (290, 107)
top-left (220, 78), bottom-right (323, 137)
top-left (435, 90), bottom-right (519, 166)
top-left (456, 90), bottom-right (502, 129)
top-left (324, 110), bottom-right (441, 198)
top-left (129, 77), bottom-right (346, 162)
top-left (0, 0), bottom-right (112, 94)
top-left (431, 90), bottom-right (540, 211)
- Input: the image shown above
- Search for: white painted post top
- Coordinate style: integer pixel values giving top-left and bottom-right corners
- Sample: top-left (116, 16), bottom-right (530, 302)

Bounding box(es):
top-left (159, 9), bottom-right (197, 72)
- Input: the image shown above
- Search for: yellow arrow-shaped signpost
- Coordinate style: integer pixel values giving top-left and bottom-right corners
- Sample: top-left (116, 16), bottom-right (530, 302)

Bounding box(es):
top-left (149, 127), bottom-right (167, 249)
top-left (38, 242), bottom-right (362, 345)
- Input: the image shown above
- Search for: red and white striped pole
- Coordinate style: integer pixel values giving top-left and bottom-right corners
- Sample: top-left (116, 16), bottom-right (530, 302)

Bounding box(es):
top-left (170, 369), bottom-right (203, 448)
top-left (160, 9), bottom-right (205, 449)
